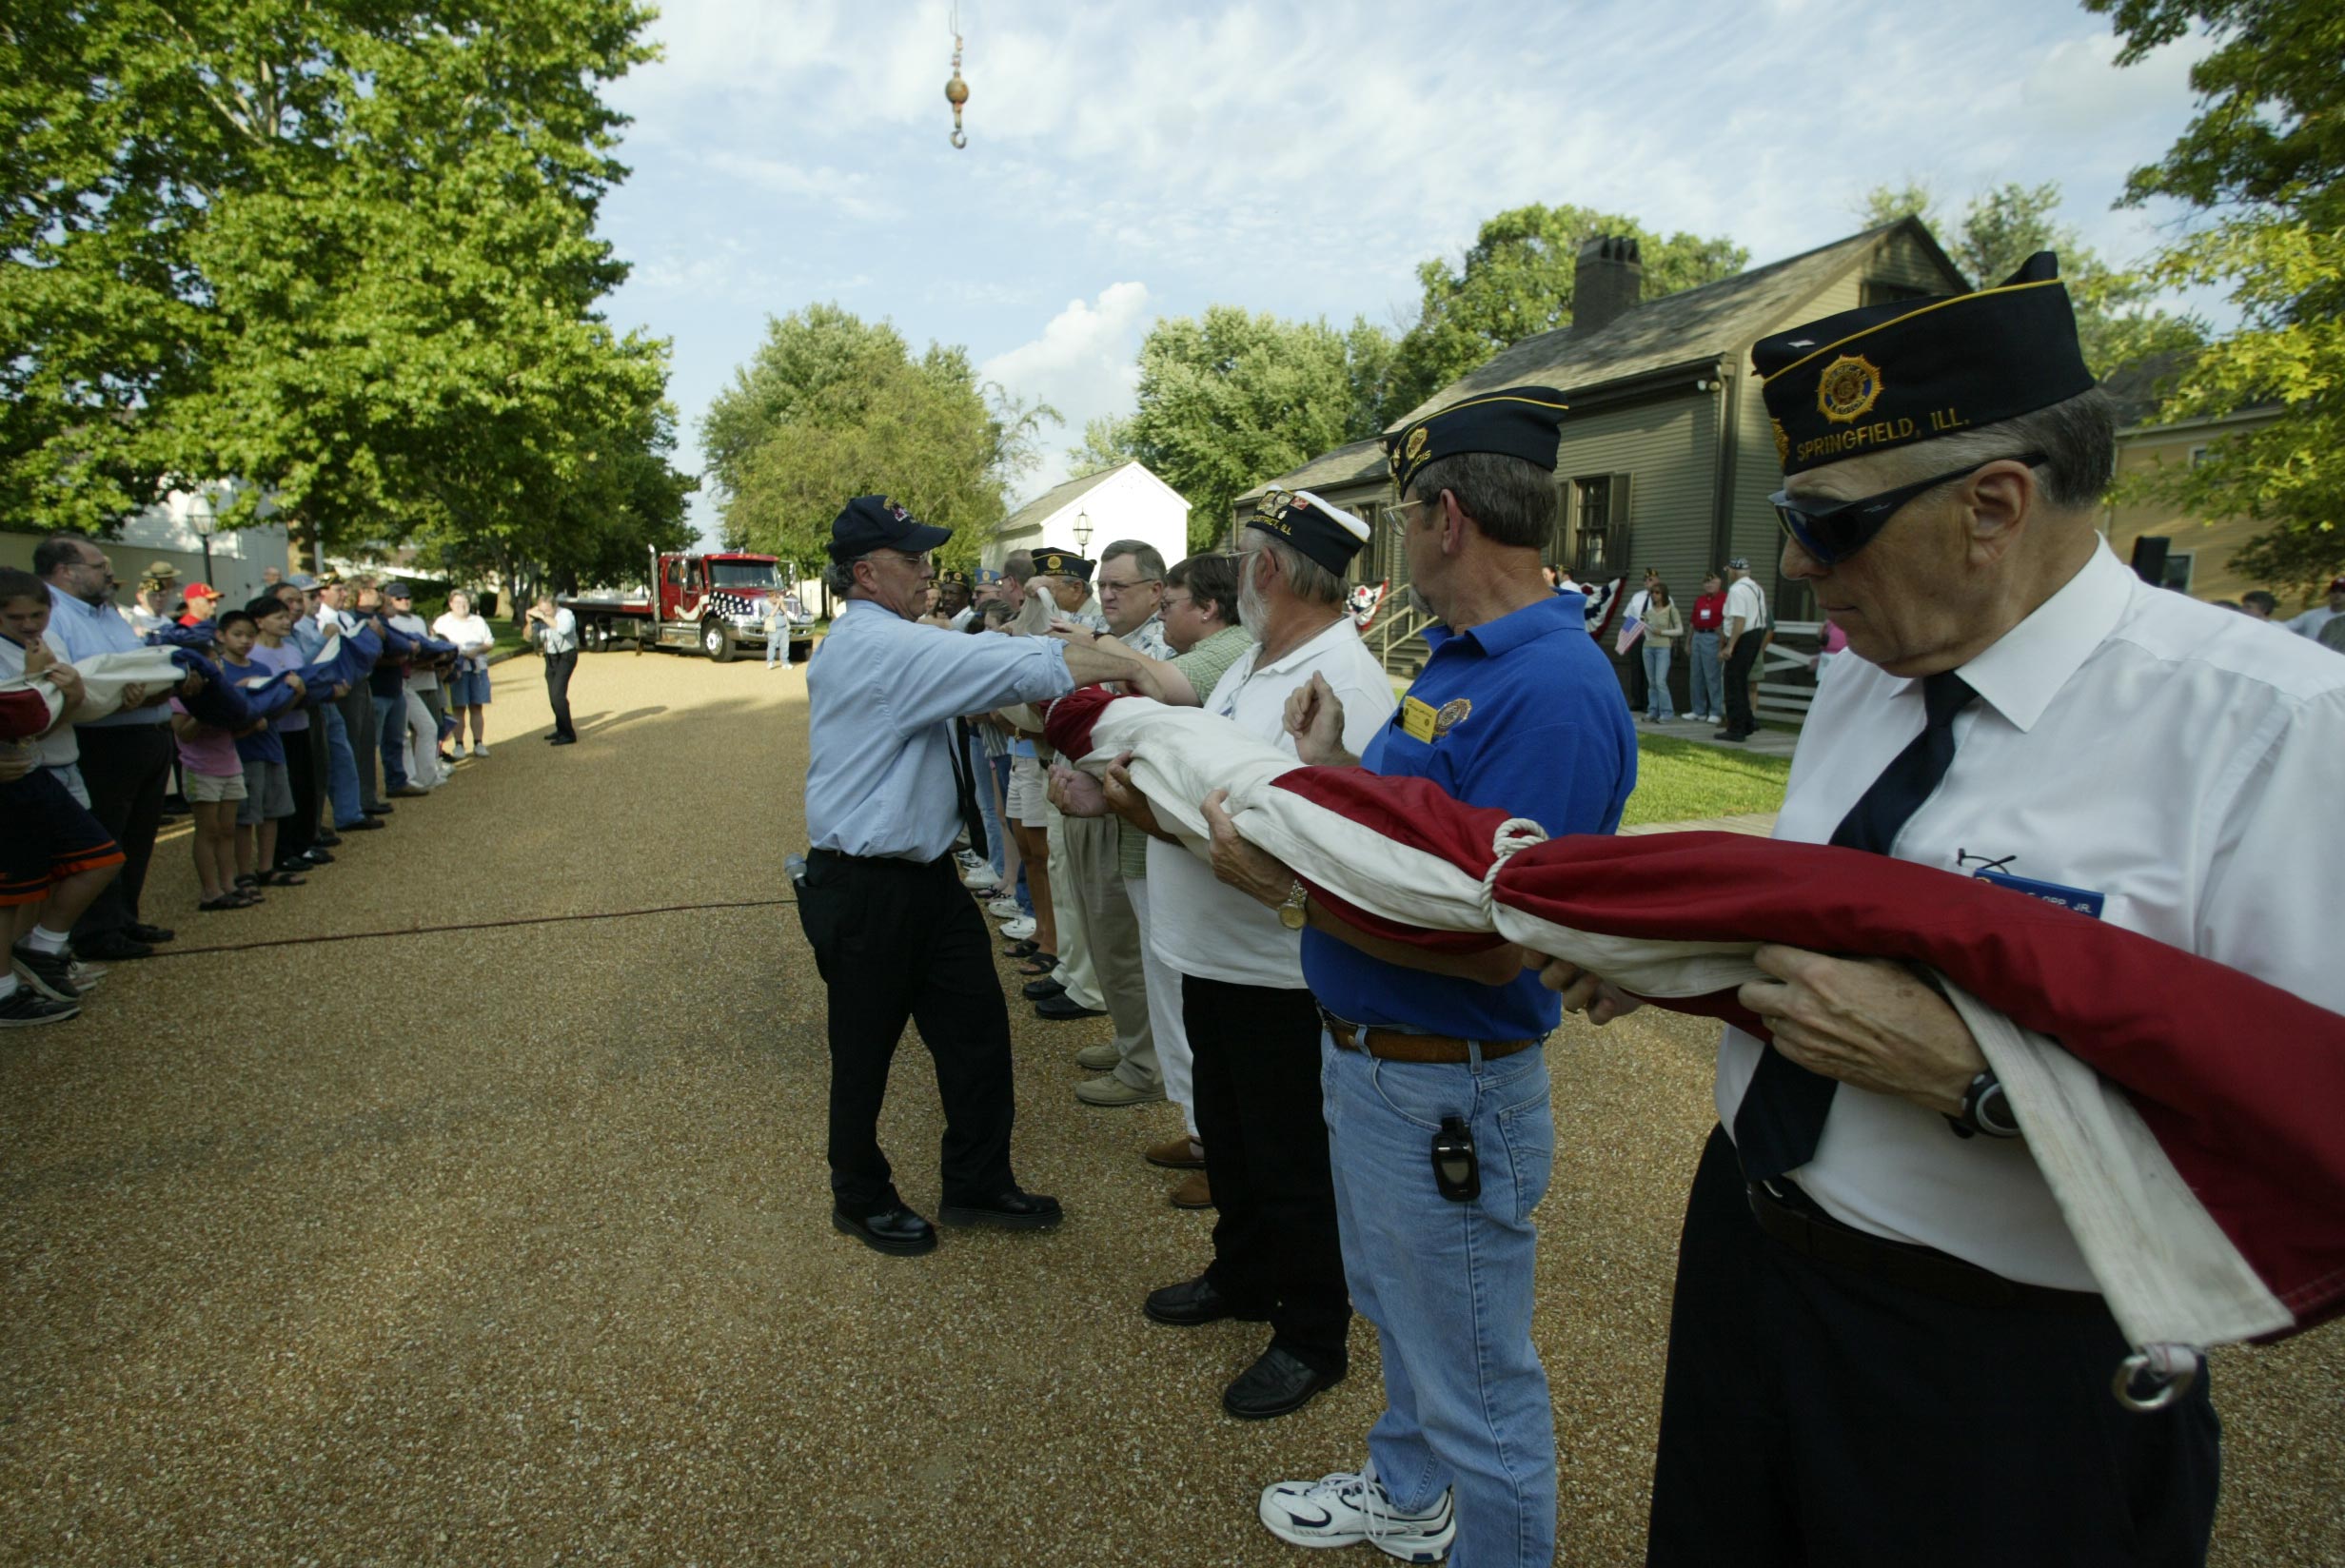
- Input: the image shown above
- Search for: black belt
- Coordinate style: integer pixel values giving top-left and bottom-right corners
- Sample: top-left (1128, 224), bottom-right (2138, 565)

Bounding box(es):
top-left (1745, 1179), bottom-right (2106, 1316)
top-left (807, 847), bottom-right (955, 873)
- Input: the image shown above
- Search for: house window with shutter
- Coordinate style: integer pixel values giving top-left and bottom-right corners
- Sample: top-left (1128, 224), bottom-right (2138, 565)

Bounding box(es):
top-left (1569, 473), bottom-right (1631, 578)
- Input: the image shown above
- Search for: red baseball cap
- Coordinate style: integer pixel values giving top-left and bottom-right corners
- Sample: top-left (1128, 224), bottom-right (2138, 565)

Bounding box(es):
top-left (186, 582), bottom-right (220, 599)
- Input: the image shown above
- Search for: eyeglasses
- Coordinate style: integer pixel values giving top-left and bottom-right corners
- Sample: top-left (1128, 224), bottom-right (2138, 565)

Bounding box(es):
top-left (1096, 576), bottom-right (1159, 595)
top-left (1771, 452), bottom-right (2047, 567)
top-left (1380, 497), bottom-right (1433, 539)
top-left (873, 550), bottom-right (932, 571)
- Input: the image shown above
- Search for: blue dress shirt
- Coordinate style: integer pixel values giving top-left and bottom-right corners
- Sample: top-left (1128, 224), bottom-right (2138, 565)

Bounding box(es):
top-left (1303, 593), bottom-right (1637, 1038)
top-left (46, 585), bottom-right (168, 728)
top-left (805, 601), bottom-right (1076, 860)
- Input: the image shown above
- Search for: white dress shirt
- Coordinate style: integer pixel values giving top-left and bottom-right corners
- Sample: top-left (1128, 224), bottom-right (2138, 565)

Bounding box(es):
top-left (1717, 541), bottom-right (2345, 1287)
top-left (1724, 577), bottom-right (1767, 636)
top-left (1147, 616), bottom-right (1397, 989)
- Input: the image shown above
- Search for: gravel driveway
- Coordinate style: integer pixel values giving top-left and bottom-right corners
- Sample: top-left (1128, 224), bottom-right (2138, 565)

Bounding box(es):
top-left (3, 648), bottom-right (2336, 1565)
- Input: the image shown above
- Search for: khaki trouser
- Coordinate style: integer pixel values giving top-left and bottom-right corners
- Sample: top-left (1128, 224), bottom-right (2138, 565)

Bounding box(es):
top-left (1044, 804), bottom-right (1103, 1010)
top-left (1058, 813), bottom-right (1157, 1089)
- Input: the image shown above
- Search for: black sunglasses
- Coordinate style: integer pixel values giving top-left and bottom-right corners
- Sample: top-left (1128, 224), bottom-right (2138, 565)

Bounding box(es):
top-left (1771, 452), bottom-right (2047, 567)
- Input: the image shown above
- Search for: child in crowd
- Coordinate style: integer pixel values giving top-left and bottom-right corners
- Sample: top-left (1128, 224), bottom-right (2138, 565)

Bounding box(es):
top-left (171, 617), bottom-right (255, 911)
top-left (0, 567), bottom-right (89, 806)
top-left (213, 608), bottom-right (304, 894)
top-left (246, 594), bottom-right (319, 877)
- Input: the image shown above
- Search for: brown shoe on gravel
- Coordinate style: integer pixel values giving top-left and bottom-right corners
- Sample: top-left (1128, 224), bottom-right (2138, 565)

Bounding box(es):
top-left (1145, 1135), bottom-right (1205, 1169)
top-left (1170, 1170), bottom-right (1212, 1209)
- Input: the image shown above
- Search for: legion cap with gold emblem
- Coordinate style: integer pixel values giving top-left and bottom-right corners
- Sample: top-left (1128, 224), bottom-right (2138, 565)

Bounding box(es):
top-left (1754, 251), bottom-right (2095, 477)
top-left (1246, 489), bottom-right (1371, 577)
top-left (938, 569), bottom-right (971, 588)
top-left (1383, 385), bottom-right (1570, 495)
top-left (1029, 546), bottom-right (1094, 582)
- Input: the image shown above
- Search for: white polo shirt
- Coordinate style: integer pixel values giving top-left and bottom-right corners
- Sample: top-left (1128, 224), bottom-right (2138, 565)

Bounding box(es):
top-left (1147, 615), bottom-right (1397, 989)
top-left (1719, 541), bottom-right (2345, 1288)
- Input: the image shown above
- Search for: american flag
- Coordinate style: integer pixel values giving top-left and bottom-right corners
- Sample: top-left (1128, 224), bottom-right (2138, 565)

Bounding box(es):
top-left (707, 591), bottom-right (767, 619)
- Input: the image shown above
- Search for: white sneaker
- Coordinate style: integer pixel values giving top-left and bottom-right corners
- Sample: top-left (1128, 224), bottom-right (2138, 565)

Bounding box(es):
top-left (1259, 1466), bottom-right (1455, 1561)
top-left (986, 896), bottom-right (1022, 921)
top-left (471, 742), bottom-right (489, 757)
top-left (962, 866), bottom-right (1000, 892)
top-left (999, 916), bottom-right (1036, 941)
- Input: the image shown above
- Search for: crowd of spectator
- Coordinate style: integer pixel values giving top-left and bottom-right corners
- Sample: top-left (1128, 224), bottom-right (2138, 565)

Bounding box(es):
top-left (3, 535), bottom-right (502, 1028)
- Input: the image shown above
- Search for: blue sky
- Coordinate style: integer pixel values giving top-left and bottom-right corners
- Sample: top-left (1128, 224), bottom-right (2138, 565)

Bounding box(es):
top-left (592, 0), bottom-right (2217, 544)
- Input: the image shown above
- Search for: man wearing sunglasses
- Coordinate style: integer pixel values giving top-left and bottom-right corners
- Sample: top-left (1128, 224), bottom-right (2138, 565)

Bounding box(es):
top-left (1546, 252), bottom-right (2345, 1565)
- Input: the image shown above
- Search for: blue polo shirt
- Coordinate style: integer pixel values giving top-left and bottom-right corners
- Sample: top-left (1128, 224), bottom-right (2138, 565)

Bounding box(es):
top-left (1302, 592), bottom-right (1637, 1038)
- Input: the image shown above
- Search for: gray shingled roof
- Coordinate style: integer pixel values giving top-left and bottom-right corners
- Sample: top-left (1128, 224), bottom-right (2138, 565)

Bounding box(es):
top-left (1386, 219), bottom-right (1940, 431)
top-left (1233, 438), bottom-right (1389, 509)
top-left (995, 462), bottom-right (1134, 540)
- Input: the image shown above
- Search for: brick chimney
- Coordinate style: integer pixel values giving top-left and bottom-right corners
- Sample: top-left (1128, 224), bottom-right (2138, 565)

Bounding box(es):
top-left (1574, 235), bottom-right (1644, 335)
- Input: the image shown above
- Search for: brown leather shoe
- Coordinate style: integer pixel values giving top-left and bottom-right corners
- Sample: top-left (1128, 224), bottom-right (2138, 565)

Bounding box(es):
top-left (1170, 1170), bottom-right (1212, 1209)
top-left (1145, 1134), bottom-right (1205, 1170)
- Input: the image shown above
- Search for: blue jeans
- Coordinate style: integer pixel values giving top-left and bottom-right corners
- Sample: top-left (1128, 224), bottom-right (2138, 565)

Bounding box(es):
top-left (321, 705), bottom-right (363, 827)
top-left (1323, 1034), bottom-right (1557, 1568)
top-left (1687, 631), bottom-right (1723, 718)
top-left (1642, 642), bottom-right (1675, 718)
top-left (371, 693), bottom-right (409, 791)
top-left (972, 736), bottom-right (1006, 882)
top-left (985, 753), bottom-right (1013, 881)
top-left (766, 632), bottom-right (785, 667)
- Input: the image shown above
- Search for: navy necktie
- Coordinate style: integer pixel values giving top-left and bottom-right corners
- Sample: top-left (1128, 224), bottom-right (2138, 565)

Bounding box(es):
top-left (1733, 670), bottom-right (1978, 1183)
top-left (949, 717), bottom-right (988, 862)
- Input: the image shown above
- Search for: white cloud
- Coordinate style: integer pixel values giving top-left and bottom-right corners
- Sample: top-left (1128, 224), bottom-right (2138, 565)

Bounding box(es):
top-left (979, 282), bottom-right (1153, 500)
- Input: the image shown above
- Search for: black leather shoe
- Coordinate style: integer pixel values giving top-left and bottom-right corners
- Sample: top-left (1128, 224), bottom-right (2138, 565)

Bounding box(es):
top-left (312, 832), bottom-right (345, 848)
top-left (1002, 939), bottom-right (1040, 959)
top-left (832, 1205), bottom-right (937, 1257)
top-left (1022, 975), bottom-right (1066, 1001)
top-left (125, 922), bottom-right (175, 944)
top-left (549, 735), bottom-right (578, 746)
top-left (938, 1188), bottom-right (1063, 1230)
top-left (1144, 1274), bottom-right (1271, 1327)
top-left (299, 849), bottom-right (335, 866)
top-left (1223, 1347), bottom-right (1344, 1421)
top-left (1034, 994), bottom-right (1106, 1021)
top-left (75, 931), bottom-right (155, 963)
top-left (341, 816), bottom-right (386, 831)
top-left (365, 804), bottom-right (394, 816)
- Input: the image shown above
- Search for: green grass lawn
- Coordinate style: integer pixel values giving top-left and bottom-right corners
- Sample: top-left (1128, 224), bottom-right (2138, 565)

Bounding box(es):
top-left (1622, 733), bottom-right (1792, 827)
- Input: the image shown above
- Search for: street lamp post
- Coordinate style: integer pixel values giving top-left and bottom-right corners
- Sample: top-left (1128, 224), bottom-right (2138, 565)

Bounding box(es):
top-left (188, 490), bottom-right (217, 584)
top-left (1073, 508), bottom-right (1092, 552)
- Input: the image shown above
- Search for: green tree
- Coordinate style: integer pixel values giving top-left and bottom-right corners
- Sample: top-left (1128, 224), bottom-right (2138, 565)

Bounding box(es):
top-left (1071, 414), bottom-right (1140, 479)
top-left (1385, 205), bottom-right (1749, 417)
top-left (0, 0), bottom-right (689, 583)
top-left (1118, 307), bottom-right (1364, 553)
top-left (702, 304), bottom-right (1049, 573)
top-left (2088, 0), bottom-right (2345, 597)
top-left (1851, 179), bottom-right (2203, 379)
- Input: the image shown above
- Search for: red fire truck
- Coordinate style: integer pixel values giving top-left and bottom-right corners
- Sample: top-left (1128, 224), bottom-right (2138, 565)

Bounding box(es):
top-left (562, 550), bottom-right (813, 663)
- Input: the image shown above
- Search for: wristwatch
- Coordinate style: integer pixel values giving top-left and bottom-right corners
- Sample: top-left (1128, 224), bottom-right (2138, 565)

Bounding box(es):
top-left (1277, 878), bottom-right (1310, 931)
top-left (1950, 1069), bottom-right (2022, 1139)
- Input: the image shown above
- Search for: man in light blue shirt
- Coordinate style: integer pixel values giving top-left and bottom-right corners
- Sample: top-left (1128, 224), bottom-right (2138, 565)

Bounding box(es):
top-left (799, 495), bottom-right (1131, 1257)
top-left (36, 534), bottom-right (199, 961)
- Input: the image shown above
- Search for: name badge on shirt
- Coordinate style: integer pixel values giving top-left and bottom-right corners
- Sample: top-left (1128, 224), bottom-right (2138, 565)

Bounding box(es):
top-left (1973, 869), bottom-right (2105, 919)
top-left (1399, 695), bottom-right (1440, 742)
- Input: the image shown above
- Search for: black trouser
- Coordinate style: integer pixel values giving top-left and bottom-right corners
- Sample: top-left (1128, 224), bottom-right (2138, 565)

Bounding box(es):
top-left (338, 683), bottom-right (380, 810)
top-left (1723, 632), bottom-right (1764, 735)
top-left (1185, 974), bottom-right (1350, 1379)
top-left (280, 720), bottom-right (321, 860)
top-left (798, 849), bottom-right (1017, 1215)
top-left (1646, 1126), bottom-right (2219, 1567)
top-left (70, 723), bottom-right (174, 940)
top-left (1626, 644), bottom-right (1649, 712)
top-left (542, 651), bottom-right (577, 739)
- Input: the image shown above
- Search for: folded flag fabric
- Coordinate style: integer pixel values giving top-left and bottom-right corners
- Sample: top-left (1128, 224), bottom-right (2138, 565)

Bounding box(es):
top-left (1039, 685), bottom-right (2345, 1357)
top-left (3, 647), bottom-right (198, 728)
